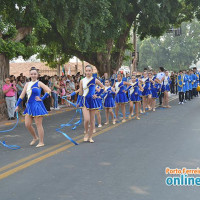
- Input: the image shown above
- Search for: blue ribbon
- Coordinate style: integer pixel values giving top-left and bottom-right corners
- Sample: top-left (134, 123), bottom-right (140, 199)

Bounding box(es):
top-left (55, 130), bottom-right (78, 145)
top-left (119, 111), bottom-right (130, 118)
top-left (0, 112), bottom-right (19, 133)
top-left (56, 97), bottom-right (82, 145)
top-left (0, 112), bottom-right (21, 150)
top-left (112, 109), bottom-right (116, 119)
top-left (0, 141), bottom-right (21, 150)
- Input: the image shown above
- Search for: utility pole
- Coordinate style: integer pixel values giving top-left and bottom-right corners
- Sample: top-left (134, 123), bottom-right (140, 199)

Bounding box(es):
top-left (75, 57), bottom-right (78, 74)
top-left (132, 27), bottom-right (137, 72)
top-left (57, 57), bottom-right (60, 76)
top-left (82, 61), bottom-right (85, 75)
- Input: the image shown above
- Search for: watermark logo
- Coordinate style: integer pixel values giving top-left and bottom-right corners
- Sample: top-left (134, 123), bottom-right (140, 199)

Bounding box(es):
top-left (165, 167), bottom-right (200, 186)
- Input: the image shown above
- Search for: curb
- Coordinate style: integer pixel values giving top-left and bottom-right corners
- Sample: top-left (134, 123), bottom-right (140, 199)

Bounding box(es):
top-left (0, 107), bottom-right (76, 127)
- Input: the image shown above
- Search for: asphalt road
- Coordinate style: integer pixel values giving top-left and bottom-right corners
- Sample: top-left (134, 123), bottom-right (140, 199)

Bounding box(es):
top-left (1, 95), bottom-right (200, 200)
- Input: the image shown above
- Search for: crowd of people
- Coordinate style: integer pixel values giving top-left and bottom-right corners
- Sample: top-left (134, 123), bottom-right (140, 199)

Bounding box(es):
top-left (2, 65), bottom-right (200, 146)
top-left (2, 72), bottom-right (84, 120)
top-left (2, 67), bottom-right (200, 121)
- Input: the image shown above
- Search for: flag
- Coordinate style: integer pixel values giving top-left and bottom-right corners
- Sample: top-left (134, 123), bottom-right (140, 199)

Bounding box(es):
top-left (68, 66), bottom-right (71, 76)
top-left (62, 65), bottom-right (65, 76)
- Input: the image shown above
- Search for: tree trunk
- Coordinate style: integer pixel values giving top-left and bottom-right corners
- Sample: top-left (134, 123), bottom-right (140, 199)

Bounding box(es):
top-left (57, 64), bottom-right (60, 76)
top-left (0, 54), bottom-right (9, 120)
top-left (70, 25), bottom-right (132, 77)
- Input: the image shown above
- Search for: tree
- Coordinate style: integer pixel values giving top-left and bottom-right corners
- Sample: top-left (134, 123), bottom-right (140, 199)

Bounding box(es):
top-left (36, 0), bottom-right (200, 76)
top-left (0, 0), bottom-right (49, 119)
top-left (38, 43), bottom-right (71, 76)
top-left (138, 20), bottom-right (200, 71)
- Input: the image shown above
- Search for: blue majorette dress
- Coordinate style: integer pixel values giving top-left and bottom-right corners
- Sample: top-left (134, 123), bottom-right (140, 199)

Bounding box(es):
top-left (102, 86), bottom-right (115, 108)
top-left (142, 78), bottom-right (152, 96)
top-left (151, 77), bottom-right (159, 99)
top-left (95, 86), bottom-right (103, 110)
top-left (76, 94), bottom-right (84, 107)
top-left (115, 81), bottom-right (129, 104)
top-left (80, 77), bottom-right (100, 109)
top-left (163, 76), bottom-right (171, 92)
top-left (23, 81), bottom-right (48, 117)
top-left (127, 82), bottom-right (141, 102)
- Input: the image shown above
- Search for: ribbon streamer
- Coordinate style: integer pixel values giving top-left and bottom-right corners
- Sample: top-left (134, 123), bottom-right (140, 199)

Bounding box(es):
top-left (0, 112), bottom-right (19, 133)
top-left (119, 111), bottom-right (130, 118)
top-left (56, 96), bottom-right (82, 145)
top-left (0, 141), bottom-right (21, 150)
top-left (0, 112), bottom-right (21, 150)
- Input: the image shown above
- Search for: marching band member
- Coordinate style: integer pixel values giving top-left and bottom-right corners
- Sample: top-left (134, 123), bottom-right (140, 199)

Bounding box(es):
top-left (177, 70), bottom-right (184, 104)
top-left (162, 70), bottom-right (171, 108)
top-left (182, 70), bottom-right (187, 102)
top-left (79, 65), bottom-right (105, 143)
top-left (15, 67), bottom-right (51, 147)
top-left (141, 72), bottom-right (152, 112)
top-left (157, 67), bottom-right (165, 106)
top-left (114, 73), bottom-right (130, 123)
top-left (95, 85), bottom-right (103, 128)
top-left (138, 75), bottom-right (143, 114)
top-left (185, 70), bottom-right (190, 102)
top-left (127, 75), bottom-right (143, 120)
top-left (193, 67), bottom-right (199, 97)
top-left (188, 70), bottom-right (193, 100)
top-left (151, 72), bottom-right (160, 111)
top-left (102, 79), bottom-right (116, 125)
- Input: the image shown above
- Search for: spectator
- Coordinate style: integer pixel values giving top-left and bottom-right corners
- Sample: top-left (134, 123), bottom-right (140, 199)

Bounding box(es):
top-left (42, 76), bottom-right (51, 111)
top-left (65, 81), bottom-right (71, 107)
top-left (2, 78), bottom-right (17, 120)
top-left (16, 76), bottom-right (24, 103)
top-left (51, 76), bottom-right (60, 110)
top-left (170, 71), bottom-right (175, 94)
top-left (68, 76), bottom-right (75, 102)
top-left (60, 85), bottom-right (66, 105)
top-left (111, 70), bottom-right (117, 86)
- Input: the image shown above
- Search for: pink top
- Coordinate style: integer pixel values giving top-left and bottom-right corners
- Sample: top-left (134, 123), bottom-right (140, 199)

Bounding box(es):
top-left (61, 88), bottom-right (66, 96)
top-left (3, 84), bottom-right (16, 97)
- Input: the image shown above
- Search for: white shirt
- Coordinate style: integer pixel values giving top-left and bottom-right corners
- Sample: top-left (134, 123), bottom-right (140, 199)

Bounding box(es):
top-left (157, 72), bottom-right (165, 81)
top-left (115, 82), bottom-right (121, 93)
top-left (26, 81), bottom-right (38, 99)
top-left (164, 76), bottom-right (169, 85)
top-left (82, 77), bottom-right (93, 97)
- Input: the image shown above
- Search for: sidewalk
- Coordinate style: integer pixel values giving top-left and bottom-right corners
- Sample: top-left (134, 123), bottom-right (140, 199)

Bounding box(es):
top-left (0, 106), bottom-right (75, 128)
top-left (0, 94), bottom-right (178, 128)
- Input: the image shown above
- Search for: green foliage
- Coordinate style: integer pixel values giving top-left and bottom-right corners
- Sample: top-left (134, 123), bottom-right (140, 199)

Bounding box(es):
top-left (0, 0), bottom-right (50, 60)
top-left (0, 38), bottom-right (25, 58)
top-left (1, 0), bottom-right (200, 73)
top-left (38, 43), bottom-right (71, 68)
top-left (138, 20), bottom-right (200, 71)
top-left (35, 0), bottom-right (200, 72)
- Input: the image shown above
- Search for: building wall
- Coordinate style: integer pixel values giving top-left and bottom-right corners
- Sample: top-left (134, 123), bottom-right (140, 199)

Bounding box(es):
top-left (10, 62), bottom-right (97, 77)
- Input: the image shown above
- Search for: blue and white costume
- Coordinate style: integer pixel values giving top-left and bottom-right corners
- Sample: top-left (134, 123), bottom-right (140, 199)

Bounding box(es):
top-left (192, 73), bottom-right (198, 89)
top-left (163, 76), bottom-right (171, 92)
top-left (182, 74), bottom-right (186, 93)
top-left (151, 77), bottom-right (158, 98)
top-left (23, 81), bottom-right (48, 117)
top-left (115, 81), bottom-right (129, 104)
top-left (177, 75), bottom-right (184, 92)
top-left (95, 86), bottom-right (103, 110)
top-left (127, 82), bottom-right (141, 102)
top-left (188, 75), bottom-right (193, 91)
top-left (195, 72), bottom-right (200, 85)
top-left (80, 77), bottom-right (100, 109)
top-left (186, 74), bottom-right (189, 92)
top-left (142, 78), bottom-right (152, 96)
top-left (102, 87), bottom-right (115, 108)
